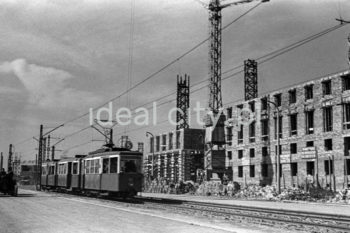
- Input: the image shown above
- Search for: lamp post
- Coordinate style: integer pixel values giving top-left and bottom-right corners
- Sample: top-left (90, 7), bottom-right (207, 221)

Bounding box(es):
top-left (267, 100), bottom-right (281, 194)
top-left (198, 133), bottom-right (206, 183)
top-left (146, 132), bottom-right (154, 179)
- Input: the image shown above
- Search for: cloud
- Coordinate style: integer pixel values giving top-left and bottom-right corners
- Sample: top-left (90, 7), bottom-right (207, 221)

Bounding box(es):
top-left (0, 58), bottom-right (101, 109)
top-left (0, 86), bottom-right (21, 95)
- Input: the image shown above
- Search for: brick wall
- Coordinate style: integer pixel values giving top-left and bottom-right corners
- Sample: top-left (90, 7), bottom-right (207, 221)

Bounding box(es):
top-left (146, 128), bottom-right (205, 182)
top-left (226, 70), bottom-right (350, 190)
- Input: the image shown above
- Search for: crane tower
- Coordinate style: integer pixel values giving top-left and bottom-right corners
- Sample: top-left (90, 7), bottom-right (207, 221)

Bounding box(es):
top-left (206, 0), bottom-right (268, 112)
top-left (348, 33), bottom-right (350, 66)
top-left (176, 74), bottom-right (190, 130)
top-left (198, 0), bottom-right (269, 180)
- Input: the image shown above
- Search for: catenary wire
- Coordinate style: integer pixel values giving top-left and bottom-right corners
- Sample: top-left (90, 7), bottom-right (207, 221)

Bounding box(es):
top-left (14, 11), bottom-right (349, 150)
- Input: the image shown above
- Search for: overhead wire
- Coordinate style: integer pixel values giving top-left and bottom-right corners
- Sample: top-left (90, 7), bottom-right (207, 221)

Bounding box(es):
top-left (17, 22), bottom-right (348, 150)
top-left (125, 0), bottom-right (136, 134)
top-left (15, 2), bottom-right (263, 149)
top-left (112, 23), bottom-right (350, 136)
top-left (43, 2), bottom-right (264, 128)
top-left (14, 4), bottom-right (350, 153)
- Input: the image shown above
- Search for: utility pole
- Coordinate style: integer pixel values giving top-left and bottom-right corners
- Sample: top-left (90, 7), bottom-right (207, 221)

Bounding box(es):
top-left (35, 154), bottom-right (38, 187)
top-left (47, 135), bottom-right (50, 161)
top-left (8, 144), bottom-right (13, 171)
top-left (42, 137), bottom-right (47, 162)
top-left (0, 152), bottom-right (3, 170)
top-left (37, 124), bottom-right (43, 190)
top-left (51, 146), bottom-right (55, 161)
top-left (36, 123), bottom-right (64, 190)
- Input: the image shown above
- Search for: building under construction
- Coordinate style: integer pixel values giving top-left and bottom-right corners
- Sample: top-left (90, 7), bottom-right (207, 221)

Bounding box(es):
top-left (225, 70), bottom-right (350, 190)
top-left (145, 75), bottom-right (207, 182)
top-left (145, 128), bottom-right (205, 182)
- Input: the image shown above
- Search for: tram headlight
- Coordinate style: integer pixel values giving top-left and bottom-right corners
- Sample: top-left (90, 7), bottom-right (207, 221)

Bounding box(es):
top-left (128, 177), bottom-right (134, 186)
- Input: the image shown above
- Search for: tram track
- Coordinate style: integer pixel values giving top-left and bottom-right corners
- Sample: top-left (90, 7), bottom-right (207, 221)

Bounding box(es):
top-left (23, 188), bottom-right (350, 232)
top-left (135, 196), bottom-right (350, 233)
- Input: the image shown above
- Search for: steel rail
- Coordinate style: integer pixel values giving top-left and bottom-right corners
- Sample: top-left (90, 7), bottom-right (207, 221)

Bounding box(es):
top-left (31, 187), bottom-right (350, 232)
top-left (136, 196), bottom-right (350, 232)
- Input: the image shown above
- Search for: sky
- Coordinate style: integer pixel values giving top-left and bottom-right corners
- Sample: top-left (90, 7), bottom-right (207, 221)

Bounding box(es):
top-left (0, 0), bottom-right (349, 166)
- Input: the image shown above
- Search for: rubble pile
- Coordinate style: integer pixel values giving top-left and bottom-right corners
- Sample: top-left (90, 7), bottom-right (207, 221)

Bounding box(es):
top-left (234, 185), bottom-right (277, 200)
top-left (145, 179), bottom-right (350, 204)
top-left (277, 188), bottom-right (313, 201)
top-left (228, 185), bottom-right (337, 202)
top-left (193, 181), bottom-right (350, 204)
top-left (328, 189), bottom-right (350, 204)
top-left (195, 181), bottom-right (240, 196)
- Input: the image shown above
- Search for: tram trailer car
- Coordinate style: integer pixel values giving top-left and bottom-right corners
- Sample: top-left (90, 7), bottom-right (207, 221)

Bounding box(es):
top-left (70, 155), bottom-right (85, 192)
top-left (40, 148), bottom-right (143, 197)
top-left (41, 160), bottom-right (59, 190)
top-left (82, 148), bottom-right (143, 196)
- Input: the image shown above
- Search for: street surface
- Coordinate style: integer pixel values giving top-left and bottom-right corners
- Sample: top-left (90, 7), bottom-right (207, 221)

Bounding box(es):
top-left (0, 189), bottom-right (280, 233)
top-left (142, 192), bottom-right (350, 216)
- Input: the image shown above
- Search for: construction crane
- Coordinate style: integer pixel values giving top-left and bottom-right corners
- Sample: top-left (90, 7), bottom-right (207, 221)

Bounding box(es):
top-left (195, 0), bottom-right (269, 180)
top-left (196, 0), bottom-right (269, 114)
top-left (348, 33), bottom-right (350, 67)
top-left (335, 18), bottom-right (350, 66)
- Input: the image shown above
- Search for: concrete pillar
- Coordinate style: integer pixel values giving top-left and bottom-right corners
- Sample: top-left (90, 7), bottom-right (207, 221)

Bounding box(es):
top-left (157, 154), bottom-right (161, 179)
top-left (174, 153), bottom-right (179, 183)
top-left (178, 150), bottom-right (183, 181)
top-left (171, 153), bottom-right (174, 182)
top-left (164, 153), bottom-right (167, 179)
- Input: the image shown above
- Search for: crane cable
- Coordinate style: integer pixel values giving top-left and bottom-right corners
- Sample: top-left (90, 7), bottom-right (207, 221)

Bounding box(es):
top-left (125, 0), bottom-right (136, 135)
top-left (48, 2), bottom-right (263, 128)
top-left (14, 21), bottom-right (348, 150)
top-left (14, 23), bottom-right (348, 148)
top-left (15, 6), bottom-right (349, 149)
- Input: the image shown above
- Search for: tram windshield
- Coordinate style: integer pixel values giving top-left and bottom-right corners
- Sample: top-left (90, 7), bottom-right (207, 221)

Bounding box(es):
top-left (48, 165), bottom-right (55, 175)
top-left (42, 166), bottom-right (47, 175)
top-left (120, 159), bottom-right (140, 173)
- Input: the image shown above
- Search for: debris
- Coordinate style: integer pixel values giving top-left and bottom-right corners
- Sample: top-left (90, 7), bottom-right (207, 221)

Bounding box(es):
top-left (145, 179), bottom-right (350, 204)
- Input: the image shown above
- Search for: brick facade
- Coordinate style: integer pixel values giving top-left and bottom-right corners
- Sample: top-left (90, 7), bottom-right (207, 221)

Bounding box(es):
top-left (145, 128), bottom-right (205, 182)
top-left (226, 70), bottom-right (350, 190)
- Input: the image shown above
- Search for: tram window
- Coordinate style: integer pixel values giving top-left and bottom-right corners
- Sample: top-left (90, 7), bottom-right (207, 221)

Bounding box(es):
top-left (110, 157), bottom-right (118, 173)
top-left (102, 159), bottom-right (109, 173)
top-left (72, 163), bottom-right (78, 175)
top-left (85, 160), bottom-right (90, 174)
top-left (121, 160), bottom-right (137, 173)
top-left (63, 164), bottom-right (67, 174)
top-left (94, 159), bottom-right (100, 174)
top-left (59, 164), bottom-right (65, 175)
top-left (49, 165), bottom-right (55, 175)
top-left (90, 160), bottom-right (95, 174)
top-left (42, 167), bottom-right (46, 175)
